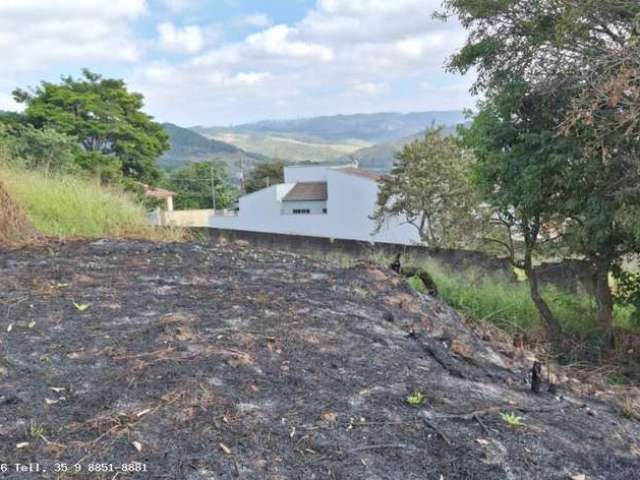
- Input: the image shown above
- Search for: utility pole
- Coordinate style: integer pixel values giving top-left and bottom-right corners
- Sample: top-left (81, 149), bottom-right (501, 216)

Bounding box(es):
top-left (210, 163), bottom-right (216, 211)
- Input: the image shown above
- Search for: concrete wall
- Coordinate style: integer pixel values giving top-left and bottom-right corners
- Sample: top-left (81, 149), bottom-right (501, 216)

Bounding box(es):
top-left (191, 227), bottom-right (605, 293)
top-left (194, 227), bottom-right (516, 281)
top-left (534, 260), bottom-right (593, 295)
top-left (149, 209), bottom-right (233, 227)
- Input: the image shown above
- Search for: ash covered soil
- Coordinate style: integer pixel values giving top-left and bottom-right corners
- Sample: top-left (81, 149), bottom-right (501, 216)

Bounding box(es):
top-left (0, 239), bottom-right (638, 480)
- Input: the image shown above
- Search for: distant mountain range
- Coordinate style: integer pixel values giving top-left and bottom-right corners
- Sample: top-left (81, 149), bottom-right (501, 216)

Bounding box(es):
top-left (162, 111), bottom-right (467, 175)
top-left (192, 110), bottom-right (466, 144)
top-left (160, 123), bottom-right (268, 178)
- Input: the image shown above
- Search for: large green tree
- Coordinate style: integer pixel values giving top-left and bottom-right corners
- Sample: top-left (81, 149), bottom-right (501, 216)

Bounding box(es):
top-left (167, 160), bottom-right (237, 210)
top-left (444, 0), bottom-right (640, 338)
top-left (442, 0), bottom-right (640, 150)
top-left (244, 160), bottom-right (285, 194)
top-left (373, 128), bottom-right (487, 248)
top-left (13, 69), bottom-right (169, 183)
top-left (461, 80), bottom-right (578, 338)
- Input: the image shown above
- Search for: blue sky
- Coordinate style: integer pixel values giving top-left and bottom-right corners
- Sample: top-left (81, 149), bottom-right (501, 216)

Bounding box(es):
top-left (0, 1), bottom-right (475, 126)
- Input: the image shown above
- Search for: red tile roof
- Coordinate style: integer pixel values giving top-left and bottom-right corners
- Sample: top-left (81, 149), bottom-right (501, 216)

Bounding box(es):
top-left (144, 186), bottom-right (176, 199)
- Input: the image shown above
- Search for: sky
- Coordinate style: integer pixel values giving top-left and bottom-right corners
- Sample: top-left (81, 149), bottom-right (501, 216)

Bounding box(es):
top-left (0, 0), bottom-right (475, 126)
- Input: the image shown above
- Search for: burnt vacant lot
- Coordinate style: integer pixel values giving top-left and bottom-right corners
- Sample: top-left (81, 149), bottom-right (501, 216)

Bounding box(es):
top-left (0, 240), bottom-right (638, 479)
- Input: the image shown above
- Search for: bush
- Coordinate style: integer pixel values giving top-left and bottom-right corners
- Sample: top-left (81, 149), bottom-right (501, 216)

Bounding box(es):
top-left (0, 123), bottom-right (78, 173)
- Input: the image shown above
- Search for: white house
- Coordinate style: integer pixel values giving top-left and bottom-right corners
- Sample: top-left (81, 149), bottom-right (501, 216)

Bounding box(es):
top-left (208, 164), bottom-right (421, 245)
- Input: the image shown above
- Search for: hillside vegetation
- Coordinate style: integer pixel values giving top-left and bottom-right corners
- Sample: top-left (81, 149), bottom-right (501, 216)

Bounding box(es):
top-left (161, 123), bottom-right (268, 176)
top-left (1, 167), bottom-right (163, 239)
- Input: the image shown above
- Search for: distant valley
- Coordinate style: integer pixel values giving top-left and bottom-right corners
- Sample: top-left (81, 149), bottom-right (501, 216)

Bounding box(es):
top-left (162, 111), bottom-right (466, 175)
top-left (207, 131), bottom-right (368, 163)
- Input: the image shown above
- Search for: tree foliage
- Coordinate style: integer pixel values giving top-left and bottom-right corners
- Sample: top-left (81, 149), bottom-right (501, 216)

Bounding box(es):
top-left (0, 122), bottom-right (78, 174)
top-left (244, 160), bottom-right (285, 194)
top-left (167, 160), bottom-right (237, 210)
top-left (445, 0), bottom-right (640, 338)
top-left (0, 123), bottom-right (77, 174)
top-left (373, 128), bottom-right (485, 248)
top-left (461, 81), bottom-right (579, 337)
top-left (443, 0), bottom-right (640, 159)
top-left (13, 69), bottom-right (169, 183)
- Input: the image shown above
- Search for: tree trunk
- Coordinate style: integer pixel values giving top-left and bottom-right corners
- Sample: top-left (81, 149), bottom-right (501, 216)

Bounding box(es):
top-left (524, 250), bottom-right (562, 340)
top-left (593, 261), bottom-right (614, 347)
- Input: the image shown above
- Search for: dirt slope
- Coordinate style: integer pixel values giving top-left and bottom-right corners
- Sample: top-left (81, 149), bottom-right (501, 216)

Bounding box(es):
top-left (0, 240), bottom-right (638, 479)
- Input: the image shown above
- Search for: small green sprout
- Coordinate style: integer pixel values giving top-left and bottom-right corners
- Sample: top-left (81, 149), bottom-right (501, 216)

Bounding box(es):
top-left (406, 391), bottom-right (425, 406)
top-left (27, 421), bottom-right (45, 439)
top-left (500, 412), bottom-right (525, 428)
top-left (73, 302), bottom-right (90, 312)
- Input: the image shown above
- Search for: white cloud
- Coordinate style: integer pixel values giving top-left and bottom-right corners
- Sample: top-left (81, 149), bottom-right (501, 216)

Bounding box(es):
top-left (300, 0), bottom-right (453, 44)
top-left (161, 0), bottom-right (200, 13)
top-left (157, 22), bottom-right (205, 54)
top-left (206, 71), bottom-right (273, 88)
top-left (0, 0), bottom-right (146, 19)
top-left (0, 0), bottom-right (475, 125)
top-left (235, 13), bottom-right (273, 29)
top-left (352, 82), bottom-right (389, 95)
top-left (246, 25), bottom-right (334, 62)
top-left (0, 0), bottom-right (145, 73)
top-left (131, 0), bottom-right (474, 124)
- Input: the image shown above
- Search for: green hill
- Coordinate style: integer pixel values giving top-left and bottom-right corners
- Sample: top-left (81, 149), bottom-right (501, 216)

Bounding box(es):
top-left (160, 123), bottom-right (269, 177)
top-left (350, 125), bottom-right (463, 173)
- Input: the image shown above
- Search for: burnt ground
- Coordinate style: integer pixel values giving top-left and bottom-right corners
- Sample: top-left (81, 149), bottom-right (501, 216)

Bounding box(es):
top-left (0, 239), bottom-right (638, 480)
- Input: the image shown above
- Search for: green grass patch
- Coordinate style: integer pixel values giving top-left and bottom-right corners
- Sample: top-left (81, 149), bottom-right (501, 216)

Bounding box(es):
top-left (400, 257), bottom-right (634, 338)
top-left (1, 167), bottom-right (175, 240)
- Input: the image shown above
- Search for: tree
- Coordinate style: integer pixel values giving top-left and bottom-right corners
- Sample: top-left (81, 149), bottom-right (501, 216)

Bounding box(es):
top-left (373, 128), bottom-right (485, 248)
top-left (461, 80), bottom-right (578, 338)
top-left (443, 0), bottom-right (640, 165)
top-left (2, 124), bottom-right (77, 174)
top-left (244, 160), bottom-right (285, 194)
top-left (444, 0), bottom-right (640, 339)
top-left (13, 69), bottom-right (169, 183)
top-left (167, 160), bottom-right (237, 210)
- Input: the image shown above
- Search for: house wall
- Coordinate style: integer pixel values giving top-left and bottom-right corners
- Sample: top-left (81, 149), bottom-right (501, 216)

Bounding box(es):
top-left (208, 166), bottom-right (421, 245)
top-left (281, 200), bottom-right (327, 215)
top-left (284, 165), bottom-right (331, 183)
top-left (325, 170), bottom-right (419, 243)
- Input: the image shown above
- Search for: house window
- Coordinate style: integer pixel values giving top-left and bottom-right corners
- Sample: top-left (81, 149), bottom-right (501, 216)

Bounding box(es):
top-left (322, 208), bottom-right (327, 214)
top-left (292, 209), bottom-right (311, 214)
